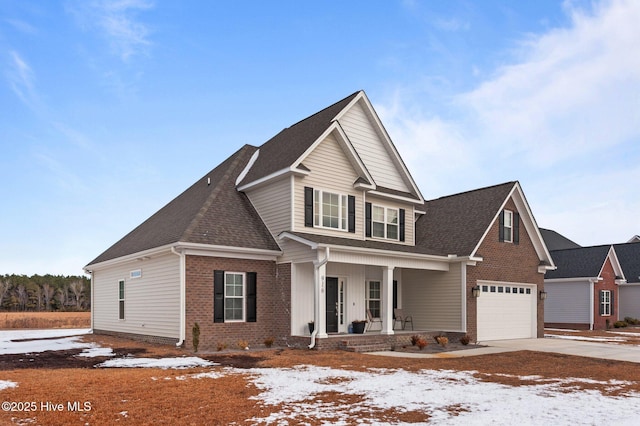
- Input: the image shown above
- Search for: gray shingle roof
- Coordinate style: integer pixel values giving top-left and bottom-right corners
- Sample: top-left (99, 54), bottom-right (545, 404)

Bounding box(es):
top-left (614, 242), bottom-right (640, 283)
top-left (545, 245), bottom-right (611, 279)
top-left (87, 145), bottom-right (280, 266)
top-left (539, 228), bottom-right (581, 251)
top-left (238, 91), bottom-right (360, 186)
top-left (415, 182), bottom-right (517, 256)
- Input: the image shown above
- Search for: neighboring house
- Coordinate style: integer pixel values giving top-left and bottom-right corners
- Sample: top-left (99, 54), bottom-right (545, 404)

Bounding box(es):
top-left (85, 90), bottom-right (554, 350)
top-left (627, 235), bottom-right (640, 243)
top-left (544, 245), bottom-right (624, 330)
top-left (615, 242), bottom-right (640, 320)
top-left (539, 228), bottom-right (581, 251)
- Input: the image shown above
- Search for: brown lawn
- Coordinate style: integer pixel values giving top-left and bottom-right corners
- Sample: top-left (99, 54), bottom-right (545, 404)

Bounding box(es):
top-left (0, 311), bottom-right (90, 329)
top-left (1, 331), bottom-right (640, 425)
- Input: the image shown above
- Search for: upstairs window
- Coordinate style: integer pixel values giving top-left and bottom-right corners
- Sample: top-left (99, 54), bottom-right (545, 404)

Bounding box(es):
top-left (314, 189), bottom-right (348, 230)
top-left (499, 209), bottom-right (519, 244)
top-left (372, 206), bottom-right (399, 240)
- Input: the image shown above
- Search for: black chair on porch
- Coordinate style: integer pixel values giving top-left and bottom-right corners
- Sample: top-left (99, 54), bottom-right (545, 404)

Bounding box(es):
top-left (365, 309), bottom-right (382, 332)
top-left (393, 308), bottom-right (414, 330)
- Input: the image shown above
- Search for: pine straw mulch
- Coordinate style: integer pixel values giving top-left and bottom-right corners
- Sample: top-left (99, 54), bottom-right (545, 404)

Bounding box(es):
top-left (1, 332), bottom-right (640, 425)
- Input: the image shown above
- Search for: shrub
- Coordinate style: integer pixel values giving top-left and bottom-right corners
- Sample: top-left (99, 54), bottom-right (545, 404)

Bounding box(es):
top-left (459, 334), bottom-right (471, 346)
top-left (264, 336), bottom-right (275, 348)
top-left (237, 339), bottom-right (249, 350)
top-left (436, 336), bottom-right (449, 347)
top-left (410, 335), bottom-right (421, 346)
top-left (217, 342), bottom-right (228, 352)
top-left (416, 337), bottom-right (428, 350)
top-left (192, 322), bottom-right (200, 353)
top-left (614, 321), bottom-right (628, 328)
top-left (624, 317), bottom-right (640, 325)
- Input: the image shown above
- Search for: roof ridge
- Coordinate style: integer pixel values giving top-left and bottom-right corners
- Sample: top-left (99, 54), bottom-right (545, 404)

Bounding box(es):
top-left (181, 146), bottom-right (255, 241)
top-left (550, 244), bottom-right (612, 253)
top-left (428, 181), bottom-right (517, 202)
top-left (275, 91), bottom-right (362, 134)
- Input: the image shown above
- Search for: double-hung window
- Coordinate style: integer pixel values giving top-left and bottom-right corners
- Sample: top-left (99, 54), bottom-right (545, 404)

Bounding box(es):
top-left (503, 210), bottom-right (513, 243)
top-left (367, 281), bottom-right (381, 318)
top-left (118, 280), bottom-right (125, 320)
top-left (224, 272), bottom-right (245, 321)
top-left (314, 189), bottom-right (348, 230)
top-left (372, 206), bottom-right (399, 240)
top-left (600, 290), bottom-right (611, 316)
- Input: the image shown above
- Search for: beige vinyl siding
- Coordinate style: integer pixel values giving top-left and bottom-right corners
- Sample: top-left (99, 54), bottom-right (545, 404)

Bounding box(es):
top-left (544, 281), bottom-right (591, 323)
top-left (245, 175), bottom-right (291, 237)
top-left (294, 132), bottom-right (363, 239)
top-left (339, 101), bottom-right (409, 193)
top-left (92, 252), bottom-right (180, 338)
top-left (402, 264), bottom-right (464, 331)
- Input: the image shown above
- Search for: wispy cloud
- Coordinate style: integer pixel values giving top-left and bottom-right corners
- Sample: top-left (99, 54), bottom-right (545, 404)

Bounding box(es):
top-left (6, 50), bottom-right (43, 113)
top-left (68, 0), bottom-right (154, 62)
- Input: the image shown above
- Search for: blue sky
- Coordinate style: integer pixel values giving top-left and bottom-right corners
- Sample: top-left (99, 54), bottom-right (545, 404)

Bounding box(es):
top-left (1, 0), bottom-right (638, 275)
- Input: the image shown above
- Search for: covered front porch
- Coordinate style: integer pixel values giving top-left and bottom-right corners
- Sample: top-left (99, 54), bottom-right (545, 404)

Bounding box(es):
top-left (280, 234), bottom-right (471, 349)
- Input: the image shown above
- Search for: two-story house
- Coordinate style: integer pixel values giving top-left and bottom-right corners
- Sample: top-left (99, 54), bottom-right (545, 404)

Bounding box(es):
top-left (85, 91), bottom-right (554, 351)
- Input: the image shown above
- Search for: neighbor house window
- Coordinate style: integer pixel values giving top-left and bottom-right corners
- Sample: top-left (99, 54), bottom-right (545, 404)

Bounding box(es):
top-left (314, 190), bottom-right (348, 230)
top-left (367, 281), bottom-right (381, 318)
top-left (372, 205), bottom-right (399, 240)
top-left (224, 272), bottom-right (245, 321)
top-left (118, 280), bottom-right (125, 320)
top-left (600, 290), bottom-right (611, 316)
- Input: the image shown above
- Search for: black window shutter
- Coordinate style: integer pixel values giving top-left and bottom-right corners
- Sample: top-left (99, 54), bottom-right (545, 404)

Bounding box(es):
top-left (348, 195), bottom-right (356, 233)
top-left (393, 280), bottom-right (398, 311)
top-left (214, 270), bottom-right (225, 323)
top-left (246, 272), bottom-right (257, 322)
top-left (365, 202), bottom-right (372, 237)
top-left (611, 289), bottom-right (614, 316)
top-left (498, 210), bottom-right (505, 242)
top-left (513, 212), bottom-right (520, 245)
top-left (399, 209), bottom-right (405, 242)
top-left (304, 187), bottom-right (314, 227)
top-left (599, 290), bottom-right (604, 315)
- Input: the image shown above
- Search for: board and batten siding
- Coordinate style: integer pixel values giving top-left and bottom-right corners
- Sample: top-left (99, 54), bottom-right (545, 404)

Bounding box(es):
top-left (618, 285), bottom-right (640, 320)
top-left (338, 101), bottom-right (409, 193)
top-left (402, 264), bottom-right (464, 331)
top-left (92, 252), bottom-right (180, 338)
top-left (245, 175), bottom-right (291, 237)
top-left (293, 132), bottom-right (363, 239)
top-left (544, 281), bottom-right (591, 323)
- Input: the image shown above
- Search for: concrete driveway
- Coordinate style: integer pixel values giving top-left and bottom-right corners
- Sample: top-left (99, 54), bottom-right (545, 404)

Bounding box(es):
top-left (370, 337), bottom-right (640, 363)
top-left (482, 337), bottom-right (640, 363)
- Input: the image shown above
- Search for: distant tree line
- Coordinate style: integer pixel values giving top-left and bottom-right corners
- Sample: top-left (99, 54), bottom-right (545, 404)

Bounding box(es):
top-left (0, 274), bottom-right (90, 312)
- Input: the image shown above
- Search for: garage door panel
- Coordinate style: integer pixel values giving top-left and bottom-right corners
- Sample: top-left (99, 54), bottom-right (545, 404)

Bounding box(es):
top-left (477, 283), bottom-right (536, 341)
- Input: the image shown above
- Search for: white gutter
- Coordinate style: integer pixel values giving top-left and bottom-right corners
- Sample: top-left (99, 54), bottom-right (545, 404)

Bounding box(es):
top-left (171, 246), bottom-right (186, 347)
top-left (309, 247), bottom-right (330, 349)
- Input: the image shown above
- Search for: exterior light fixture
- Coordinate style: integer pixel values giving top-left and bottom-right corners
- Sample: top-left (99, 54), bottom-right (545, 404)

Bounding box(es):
top-left (539, 290), bottom-right (548, 300)
top-left (471, 286), bottom-right (480, 298)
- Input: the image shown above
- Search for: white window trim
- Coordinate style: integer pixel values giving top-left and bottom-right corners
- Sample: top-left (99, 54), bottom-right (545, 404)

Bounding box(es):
top-left (366, 280), bottom-right (381, 318)
top-left (130, 269), bottom-right (142, 279)
top-left (224, 272), bottom-right (246, 322)
top-left (313, 189), bottom-right (348, 231)
top-left (371, 204), bottom-right (399, 241)
top-left (601, 290), bottom-right (612, 316)
top-left (503, 210), bottom-right (513, 243)
top-left (118, 279), bottom-right (125, 320)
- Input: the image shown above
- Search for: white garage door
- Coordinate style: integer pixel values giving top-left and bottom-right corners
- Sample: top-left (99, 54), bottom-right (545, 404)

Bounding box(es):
top-left (477, 282), bottom-right (537, 341)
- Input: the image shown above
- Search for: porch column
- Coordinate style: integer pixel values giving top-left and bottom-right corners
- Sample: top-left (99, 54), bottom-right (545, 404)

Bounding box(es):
top-left (381, 266), bottom-right (395, 335)
top-left (315, 262), bottom-right (328, 338)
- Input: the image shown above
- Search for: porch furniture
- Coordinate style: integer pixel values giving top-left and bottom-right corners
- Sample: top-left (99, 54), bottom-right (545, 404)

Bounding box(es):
top-left (365, 309), bottom-right (382, 332)
top-left (393, 308), bottom-right (413, 330)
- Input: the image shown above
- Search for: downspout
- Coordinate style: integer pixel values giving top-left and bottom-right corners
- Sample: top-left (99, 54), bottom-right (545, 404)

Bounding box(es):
top-left (171, 246), bottom-right (186, 347)
top-left (309, 247), bottom-right (330, 349)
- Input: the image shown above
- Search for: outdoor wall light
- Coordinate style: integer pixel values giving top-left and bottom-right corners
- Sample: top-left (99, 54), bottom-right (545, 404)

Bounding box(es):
top-left (471, 286), bottom-right (480, 298)
top-left (539, 290), bottom-right (548, 300)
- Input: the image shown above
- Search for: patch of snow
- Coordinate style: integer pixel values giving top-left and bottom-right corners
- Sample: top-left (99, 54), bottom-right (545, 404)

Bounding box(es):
top-left (97, 357), bottom-right (214, 369)
top-left (0, 329), bottom-right (93, 355)
top-left (545, 334), bottom-right (626, 342)
top-left (545, 328), bottom-right (581, 333)
top-left (609, 331), bottom-right (640, 337)
top-left (0, 380), bottom-right (18, 391)
top-left (77, 347), bottom-right (115, 358)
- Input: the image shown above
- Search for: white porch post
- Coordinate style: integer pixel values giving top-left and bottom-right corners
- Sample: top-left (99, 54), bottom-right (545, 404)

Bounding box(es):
top-left (381, 266), bottom-right (395, 335)
top-left (315, 262), bottom-right (328, 338)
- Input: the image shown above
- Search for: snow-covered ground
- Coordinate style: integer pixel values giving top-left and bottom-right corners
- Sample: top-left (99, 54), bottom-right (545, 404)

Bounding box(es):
top-left (2, 329), bottom-right (640, 424)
